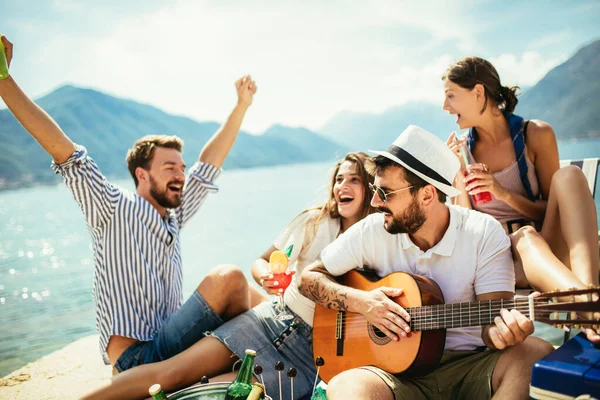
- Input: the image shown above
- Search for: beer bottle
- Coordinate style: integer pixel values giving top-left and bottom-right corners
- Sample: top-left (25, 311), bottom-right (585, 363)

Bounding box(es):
top-left (247, 382), bottom-right (265, 400)
top-left (148, 383), bottom-right (168, 400)
top-left (225, 349), bottom-right (257, 400)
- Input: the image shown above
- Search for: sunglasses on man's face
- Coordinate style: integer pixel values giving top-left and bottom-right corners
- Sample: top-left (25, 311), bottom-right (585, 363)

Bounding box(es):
top-left (369, 183), bottom-right (414, 203)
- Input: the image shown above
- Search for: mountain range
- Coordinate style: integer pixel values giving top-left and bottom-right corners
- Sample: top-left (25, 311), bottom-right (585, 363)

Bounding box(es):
top-left (0, 87), bottom-right (347, 189)
top-left (1, 39), bottom-right (598, 190)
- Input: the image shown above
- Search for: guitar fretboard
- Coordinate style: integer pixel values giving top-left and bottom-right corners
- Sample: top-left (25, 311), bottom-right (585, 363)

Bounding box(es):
top-left (407, 298), bottom-right (536, 330)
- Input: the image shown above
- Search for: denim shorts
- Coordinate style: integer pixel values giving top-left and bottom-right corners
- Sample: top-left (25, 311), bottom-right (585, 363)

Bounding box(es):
top-left (211, 301), bottom-right (317, 400)
top-left (114, 290), bottom-right (223, 372)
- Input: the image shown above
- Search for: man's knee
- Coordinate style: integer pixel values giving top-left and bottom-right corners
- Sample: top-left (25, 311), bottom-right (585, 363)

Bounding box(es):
top-left (327, 368), bottom-right (393, 400)
top-left (493, 337), bottom-right (554, 390)
top-left (521, 336), bottom-right (554, 361)
top-left (198, 264), bottom-right (247, 293)
top-left (501, 336), bottom-right (553, 371)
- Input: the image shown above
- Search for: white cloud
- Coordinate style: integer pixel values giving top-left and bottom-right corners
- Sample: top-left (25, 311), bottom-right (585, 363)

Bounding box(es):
top-left (381, 54), bottom-right (454, 104)
top-left (489, 51), bottom-right (567, 87)
top-left (6, 0), bottom-right (568, 133)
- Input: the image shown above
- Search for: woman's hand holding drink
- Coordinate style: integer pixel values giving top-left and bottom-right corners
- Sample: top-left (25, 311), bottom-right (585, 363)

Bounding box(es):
top-left (450, 132), bottom-right (493, 206)
top-left (268, 250), bottom-right (294, 292)
top-left (463, 164), bottom-right (493, 206)
top-left (267, 247), bottom-right (295, 320)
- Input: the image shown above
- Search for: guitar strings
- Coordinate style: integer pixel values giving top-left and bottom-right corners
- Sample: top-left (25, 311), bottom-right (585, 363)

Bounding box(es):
top-left (318, 299), bottom-right (597, 330)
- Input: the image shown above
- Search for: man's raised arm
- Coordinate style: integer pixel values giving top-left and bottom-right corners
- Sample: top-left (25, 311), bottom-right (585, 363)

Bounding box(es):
top-left (0, 37), bottom-right (75, 164)
top-left (198, 75), bottom-right (257, 168)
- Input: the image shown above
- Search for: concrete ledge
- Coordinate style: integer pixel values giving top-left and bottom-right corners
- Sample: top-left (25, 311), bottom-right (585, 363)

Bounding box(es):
top-left (0, 335), bottom-right (111, 400)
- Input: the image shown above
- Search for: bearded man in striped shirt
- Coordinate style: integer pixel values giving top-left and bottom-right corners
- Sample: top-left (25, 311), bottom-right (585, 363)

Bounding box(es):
top-left (0, 36), bottom-right (265, 375)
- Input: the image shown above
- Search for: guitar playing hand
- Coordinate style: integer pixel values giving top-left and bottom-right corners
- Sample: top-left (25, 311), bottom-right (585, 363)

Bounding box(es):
top-left (486, 308), bottom-right (534, 350)
top-left (358, 286), bottom-right (411, 342)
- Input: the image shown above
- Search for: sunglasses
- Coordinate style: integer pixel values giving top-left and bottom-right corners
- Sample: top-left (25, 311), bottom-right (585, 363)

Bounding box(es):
top-left (369, 183), bottom-right (414, 203)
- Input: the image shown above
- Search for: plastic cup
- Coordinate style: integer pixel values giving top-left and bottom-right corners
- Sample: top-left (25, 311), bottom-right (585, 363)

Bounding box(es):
top-left (465, 165), bottom-right (492, 206)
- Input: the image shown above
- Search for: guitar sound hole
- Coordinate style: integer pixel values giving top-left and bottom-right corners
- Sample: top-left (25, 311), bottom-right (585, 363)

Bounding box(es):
top-left (373, 327), bottom-right (386, 338)
top-left (367, 323), bottom-right (392, 346)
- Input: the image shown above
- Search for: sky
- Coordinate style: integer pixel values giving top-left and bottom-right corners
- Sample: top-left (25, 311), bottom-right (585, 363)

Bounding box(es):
top-left (2, 0), bottom-right (599, 133)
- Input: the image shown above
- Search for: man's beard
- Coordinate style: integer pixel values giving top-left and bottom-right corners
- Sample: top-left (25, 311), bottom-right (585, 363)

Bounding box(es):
top-left (379, 197), bottom-right (426, 235)
top-left (149, 175), bottom-right (182, 209)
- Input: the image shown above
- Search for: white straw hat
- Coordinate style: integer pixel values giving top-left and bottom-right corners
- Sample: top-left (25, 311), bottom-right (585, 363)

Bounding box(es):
top-left (369, 125), bottom-right (461, 197)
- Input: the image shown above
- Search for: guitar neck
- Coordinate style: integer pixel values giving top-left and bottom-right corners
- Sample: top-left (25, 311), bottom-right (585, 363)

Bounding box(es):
top-left (408, 298), bottom-right (534, 330)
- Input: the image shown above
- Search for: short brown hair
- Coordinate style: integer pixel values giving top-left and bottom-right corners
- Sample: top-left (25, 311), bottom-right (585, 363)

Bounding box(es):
top-left (126, 135), bottom-right (184, 187)
top-left (370, 155), bottom-right (446, 203)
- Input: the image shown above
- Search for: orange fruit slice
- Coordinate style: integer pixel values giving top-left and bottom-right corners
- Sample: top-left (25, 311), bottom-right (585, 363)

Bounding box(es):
top-left (269, 250), bottom-right (289, 274)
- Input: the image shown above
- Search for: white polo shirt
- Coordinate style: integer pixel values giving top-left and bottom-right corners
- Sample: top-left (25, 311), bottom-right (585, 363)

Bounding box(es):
top-left (320, 205), bottom-right (514, 350)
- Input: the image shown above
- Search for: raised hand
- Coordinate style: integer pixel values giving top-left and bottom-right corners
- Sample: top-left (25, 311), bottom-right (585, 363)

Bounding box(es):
top-left (235, 75), bottom-right (257, 109)
top-left (446, 131), bottom-right (466, 163)
top-left (358, 286), bottom-right (411, 342)
top-left (446, 132), bottom-right (468, 189)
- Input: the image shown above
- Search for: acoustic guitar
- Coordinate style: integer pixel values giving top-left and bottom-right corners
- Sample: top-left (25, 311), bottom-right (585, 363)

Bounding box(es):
top-left (312, 270), bottom-right (600, 383)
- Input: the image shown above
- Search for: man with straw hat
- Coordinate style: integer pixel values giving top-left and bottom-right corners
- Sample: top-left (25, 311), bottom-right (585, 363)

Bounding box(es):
top-left (300, 125), bottom-right (554, 399)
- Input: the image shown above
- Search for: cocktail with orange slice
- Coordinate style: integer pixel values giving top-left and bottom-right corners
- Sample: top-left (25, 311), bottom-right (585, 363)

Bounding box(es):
top-left (269, 247), bottom-right (294, 320)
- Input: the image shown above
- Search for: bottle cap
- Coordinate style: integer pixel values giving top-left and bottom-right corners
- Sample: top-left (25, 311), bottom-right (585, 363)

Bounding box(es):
top-left (149, 383), bottom-right (162, 395)
top-left (245, 349), bottom-right (257, 356)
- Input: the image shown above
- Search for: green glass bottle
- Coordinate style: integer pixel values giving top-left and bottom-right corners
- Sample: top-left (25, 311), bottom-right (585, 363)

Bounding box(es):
top-left (225, 349), bottom-right (257, 400)
top-left (310, 387), bottom-right (328, 400)
top-left (148, 383), bottom-right (168, 400)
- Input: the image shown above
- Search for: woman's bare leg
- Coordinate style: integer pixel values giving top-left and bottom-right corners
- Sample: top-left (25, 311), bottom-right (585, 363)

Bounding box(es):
top-left (540, 166), bottom-right (599, 286)
top-left (82, 336), bottom-right (236, 400)
top-left (512, 226), bottom-right (586, 292)
top-left (513, 226), bottom-right (600, 343)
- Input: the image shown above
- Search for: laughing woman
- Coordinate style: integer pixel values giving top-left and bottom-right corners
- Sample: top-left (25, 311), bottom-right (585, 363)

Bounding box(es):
top-left (82, 152), bottom-right (376, 400)
top-left (442, 56), bottom-right (599, 342)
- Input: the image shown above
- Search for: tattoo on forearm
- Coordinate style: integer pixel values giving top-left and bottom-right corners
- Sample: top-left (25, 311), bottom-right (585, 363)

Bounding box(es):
top-left (300, 268), bottom-right (349, 311)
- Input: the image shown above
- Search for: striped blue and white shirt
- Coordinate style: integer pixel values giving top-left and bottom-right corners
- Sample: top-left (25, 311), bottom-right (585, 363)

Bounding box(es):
top-left (52, 145), bottom-right (221, 364)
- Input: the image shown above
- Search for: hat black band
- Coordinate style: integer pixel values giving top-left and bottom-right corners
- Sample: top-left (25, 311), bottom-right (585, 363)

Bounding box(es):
top-left (387, 145), bottom-right (452, 186)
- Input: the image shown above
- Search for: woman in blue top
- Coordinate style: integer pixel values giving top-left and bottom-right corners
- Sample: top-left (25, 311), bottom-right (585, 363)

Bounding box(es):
top-left (442, 56), bottom-right (599, 342)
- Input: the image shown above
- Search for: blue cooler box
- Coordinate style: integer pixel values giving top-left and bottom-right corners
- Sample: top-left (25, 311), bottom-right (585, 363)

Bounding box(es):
top-left (530, 333), bottom-right (600, 399)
